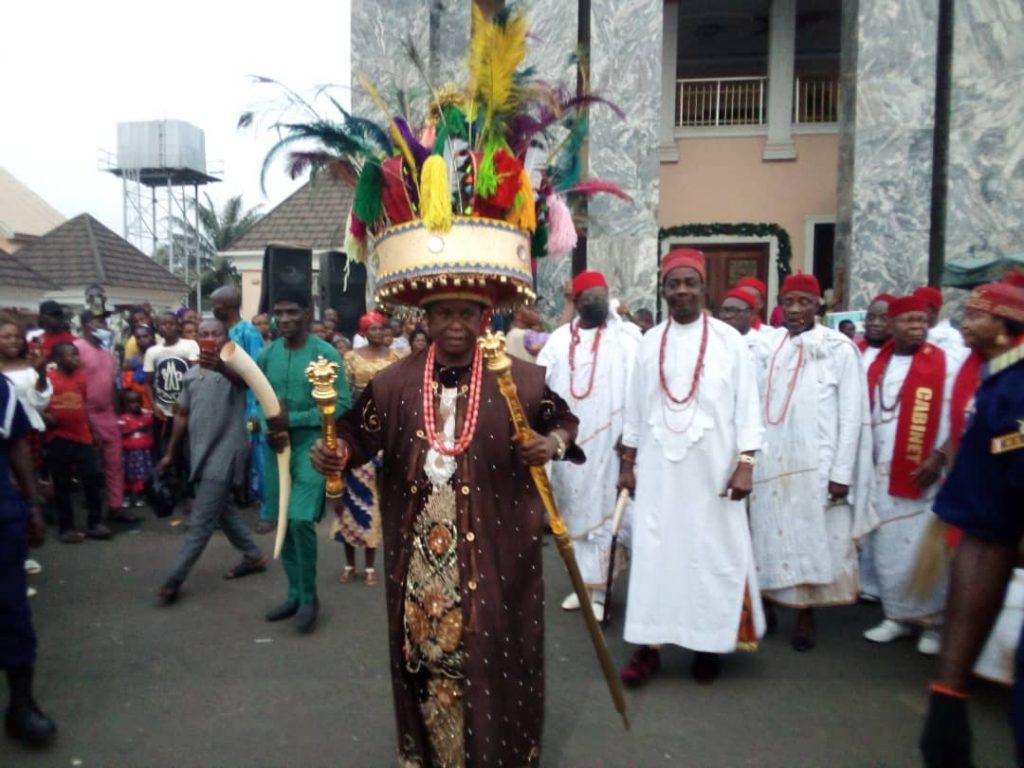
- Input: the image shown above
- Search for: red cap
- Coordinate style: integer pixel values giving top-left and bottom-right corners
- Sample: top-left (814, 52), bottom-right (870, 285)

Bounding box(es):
top-left (965, 282), bottom-right (1024, 323)
top-left (736, 276), bottom-right (767, 297)
top-left (887, 295), bottom-right (930, 318)
top-left (571, 270), bottom-right (608, 295)
top-left (780, 273), bottom-right (821, 297)
top-left (661, 248), bottom-right (706, 281)
top-left (913, 286), bottom-right (944, 310)
top-left (1002, 270), bottom-right (1024, 290)
top-left (358, 310), bottom-right (388, 336)
top-left (722, 288), bottom-right (756, 309)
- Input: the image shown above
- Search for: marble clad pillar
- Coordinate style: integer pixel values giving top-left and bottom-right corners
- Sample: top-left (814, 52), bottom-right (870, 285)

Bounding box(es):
top-left (835, 0), bottom-right (938, 310)
top-left (585, 0), bottom-right (663, 320)
top-left (350, 2), bottom-right (469, 119)
top-left (522, 2), bottom-right (578, 321)
top-left (944, 0), bottom-right (1024, 265)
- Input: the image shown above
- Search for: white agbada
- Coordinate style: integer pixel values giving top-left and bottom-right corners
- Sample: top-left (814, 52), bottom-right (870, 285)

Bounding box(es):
top-left (867, 346), bottom-right (956, 623)
top-left (928, 319), bottom-right (968, 369)
top-left (623, 315), bottom-right (765, 652)
top-left (750, 323), bottom-right (876, 607)
top-left (537, 313), bottom-right (639, 588)
top-left (857, 341), bottom-right (886, 600)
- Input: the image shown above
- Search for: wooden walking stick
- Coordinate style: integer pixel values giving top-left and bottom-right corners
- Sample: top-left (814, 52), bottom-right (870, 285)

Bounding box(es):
top-left (478, 330), bottom-right (630, 730)
top-left (601, 489), bottom-right (631, 628)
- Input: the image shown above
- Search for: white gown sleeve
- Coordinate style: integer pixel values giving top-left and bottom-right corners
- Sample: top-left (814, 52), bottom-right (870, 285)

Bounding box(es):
top-left (829, 341), bottom-right (865, 486)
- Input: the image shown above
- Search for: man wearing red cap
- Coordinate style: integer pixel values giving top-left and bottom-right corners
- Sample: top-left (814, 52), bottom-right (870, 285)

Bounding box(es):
top-left (618, 248), bottom-right (765, 685)
top-left (862, 296), bottom-right (955, 654)
top-left (857, 292), bottom-right (895, 604)
top-left (537, 270), bottom-right (641, 619)
top-left (736, 276), bottom-right (768, 332)
top-left (915, 285), bottom-right (968, 368)
top-left (920, 281), bottom-right (1024, 767)
top-left (749, 273), bottom-right (874, 651)
top-left (717, 287), bottom-right (770, 394)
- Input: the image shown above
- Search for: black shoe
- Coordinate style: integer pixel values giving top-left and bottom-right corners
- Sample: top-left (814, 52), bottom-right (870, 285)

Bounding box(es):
top-left (158, 580), bottom-right (181, 605)
top-left (690, 652), bottom-right (721, 684)
top-left (265, 600), bottom-right (299, 622)
top-left (295, 601), bottom-right (319, 634)
top-left (5, 704), bottom-right (57, 747)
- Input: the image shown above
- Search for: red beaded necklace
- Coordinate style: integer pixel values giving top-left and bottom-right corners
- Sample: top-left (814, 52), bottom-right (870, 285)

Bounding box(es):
top-left (876, 356), bottom-right (902, 414)
top-left (659, 312), bottom-right (709, 405)
top-left (764, 331), bottom-right (805, 426)
top-left (422, 343), bottom-right (483, 457)
top-left (569, 320), bottom-right (603, 400)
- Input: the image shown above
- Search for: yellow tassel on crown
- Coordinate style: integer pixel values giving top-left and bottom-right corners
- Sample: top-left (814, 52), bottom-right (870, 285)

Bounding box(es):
top-left (420, 154), bottom-right (453, 233)
top-left (507, 169), bottom-right (536, 232)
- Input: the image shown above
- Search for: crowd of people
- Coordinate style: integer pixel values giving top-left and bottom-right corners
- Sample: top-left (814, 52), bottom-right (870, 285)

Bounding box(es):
top-left (1, 263), bottom-right (1021, 767)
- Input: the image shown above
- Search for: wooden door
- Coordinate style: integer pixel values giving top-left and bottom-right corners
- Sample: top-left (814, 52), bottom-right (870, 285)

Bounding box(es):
top-left (699, 244), bottom-right (770, 318)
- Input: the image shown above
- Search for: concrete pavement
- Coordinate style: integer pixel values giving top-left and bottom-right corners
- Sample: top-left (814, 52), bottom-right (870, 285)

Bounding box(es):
top-left (1, 509), bottom-right (1014, 767)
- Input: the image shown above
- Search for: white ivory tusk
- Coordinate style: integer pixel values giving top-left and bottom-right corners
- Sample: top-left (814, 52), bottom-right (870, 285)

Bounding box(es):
top-left (220, 341), bottom-right (292, 559)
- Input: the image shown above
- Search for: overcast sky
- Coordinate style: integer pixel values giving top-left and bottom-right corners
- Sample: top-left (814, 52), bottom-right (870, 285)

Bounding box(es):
top-left (0, 0), bottom-right (352, 239)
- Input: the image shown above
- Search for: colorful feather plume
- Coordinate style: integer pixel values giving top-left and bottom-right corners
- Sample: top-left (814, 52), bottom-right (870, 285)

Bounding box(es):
top-left (564, 179), bottom-right (633, 201)
top-left (467, 4), bottom-right (528, 145)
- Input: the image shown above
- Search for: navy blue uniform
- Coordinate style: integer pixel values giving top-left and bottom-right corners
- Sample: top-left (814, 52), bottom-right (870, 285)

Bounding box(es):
top-left (0, 375), bottom-right (34, 671)
top-left (934, 346), bottom-right (1024, 762)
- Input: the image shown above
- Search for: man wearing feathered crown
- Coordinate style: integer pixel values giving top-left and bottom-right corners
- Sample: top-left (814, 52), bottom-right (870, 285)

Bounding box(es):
top-left (262, 6), bottom-right (640, 761)
top-left (536, 270), bottom-right (640, 621)
top-left (312, 277), bottom-right (582, 766)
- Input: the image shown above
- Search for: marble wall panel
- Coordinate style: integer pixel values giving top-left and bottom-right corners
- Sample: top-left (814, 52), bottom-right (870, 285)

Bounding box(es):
top-left (586, 0), bottom-right (663, 317)
top-left (841, 0), bottom-right (939, 309)
top-left (945, 1), bottom-right (1024, 265)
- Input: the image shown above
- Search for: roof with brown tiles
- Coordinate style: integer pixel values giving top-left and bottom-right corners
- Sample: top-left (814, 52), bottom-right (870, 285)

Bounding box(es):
top-left (223, 173), bottom-right (353, 252)
top-left (12, 214), bottom-right (189, 294)
top-left (0, 248), bottom-right (59, 290)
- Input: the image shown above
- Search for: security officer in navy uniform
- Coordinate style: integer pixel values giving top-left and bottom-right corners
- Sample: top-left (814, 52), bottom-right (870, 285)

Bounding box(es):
top-left (920, 282), bottom-right (1024, 767)
top-left (0, 374), bottom-right (56, 747)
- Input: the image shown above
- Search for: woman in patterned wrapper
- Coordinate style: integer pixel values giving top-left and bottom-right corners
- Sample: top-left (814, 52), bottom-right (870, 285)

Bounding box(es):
top-left (332, 311), bottom-right (402, 586)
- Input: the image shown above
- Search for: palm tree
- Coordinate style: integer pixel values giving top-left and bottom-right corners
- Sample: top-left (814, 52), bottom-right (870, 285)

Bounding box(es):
top-left (169, 193), bottom-right (262, 306)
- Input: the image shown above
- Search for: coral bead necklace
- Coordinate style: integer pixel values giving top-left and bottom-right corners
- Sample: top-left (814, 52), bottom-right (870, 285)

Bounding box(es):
top-left (568, 320), bottom-right (603, 400)
top-left (422, 343), bottom-right (483, 457)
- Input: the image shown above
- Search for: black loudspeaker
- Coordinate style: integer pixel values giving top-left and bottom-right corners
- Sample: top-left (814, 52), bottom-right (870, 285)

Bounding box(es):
top-left (259, 244), bottom-right (313, 314)
top-left (319, 251), bottom-right (367, 340)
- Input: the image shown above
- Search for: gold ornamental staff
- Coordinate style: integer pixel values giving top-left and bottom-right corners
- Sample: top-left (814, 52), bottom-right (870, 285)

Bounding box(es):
top-left (305, 356), bottom-right (345, 499)
top-left (478, 330), bottom-right (630, 730)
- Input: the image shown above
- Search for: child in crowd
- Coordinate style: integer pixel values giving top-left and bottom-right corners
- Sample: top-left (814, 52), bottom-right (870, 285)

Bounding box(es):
top-left (119, 389), bottom-right (153, 508)
top-left (43, 343), bottom-right (109, 542)
top-left (180, 320), bottom-right (198, 341)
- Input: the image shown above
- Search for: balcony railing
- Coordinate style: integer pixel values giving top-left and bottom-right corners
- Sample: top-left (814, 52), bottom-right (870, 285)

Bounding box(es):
top-left (677, 76), bottom-right (766, 128)
top-left (793, 76), bottom-right (839, 124)
top-left (675, 75), bottom-right (839, 128)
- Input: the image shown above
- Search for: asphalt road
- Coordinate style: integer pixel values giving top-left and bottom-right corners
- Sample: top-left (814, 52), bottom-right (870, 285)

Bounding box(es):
top-left (1, 508), bottom-right (1015, 767)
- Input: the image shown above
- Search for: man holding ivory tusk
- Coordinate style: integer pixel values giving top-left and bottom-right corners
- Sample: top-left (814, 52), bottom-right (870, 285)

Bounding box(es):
top-left (258, 287), bottom-right (349, 634)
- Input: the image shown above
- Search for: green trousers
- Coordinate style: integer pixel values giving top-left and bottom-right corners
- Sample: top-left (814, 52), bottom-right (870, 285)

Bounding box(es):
top-left (282, 520), bottom-right (318, 605)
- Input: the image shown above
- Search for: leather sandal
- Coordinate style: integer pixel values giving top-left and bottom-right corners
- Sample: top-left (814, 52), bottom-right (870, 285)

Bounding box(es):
top-left (364, 568), bottom-right (378, 586)
top-left (337, 566), bottom-right (357, 584)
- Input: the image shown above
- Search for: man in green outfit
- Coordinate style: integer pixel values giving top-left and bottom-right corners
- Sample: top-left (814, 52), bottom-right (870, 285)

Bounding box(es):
top-left (258, 288), bottom-right (349, 633)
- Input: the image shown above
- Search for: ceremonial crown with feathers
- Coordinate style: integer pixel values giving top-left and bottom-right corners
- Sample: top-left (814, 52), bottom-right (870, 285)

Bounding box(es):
top-left (251, 4), bottom-right (628, 310)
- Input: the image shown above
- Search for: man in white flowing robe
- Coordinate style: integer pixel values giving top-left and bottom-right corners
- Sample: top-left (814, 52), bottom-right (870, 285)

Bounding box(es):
top-left (749, 273), bottom-right (875, 652)
top-left (857, 292), bottom-right (894, 603)
top-left (618, 249), bottom-right (765, 686)
top-left (862, 295), bottom-right (957, 656)
top-left (718, 286), bottom-right (771, 396)
top-left (537, 270), bottom-right (640, 621)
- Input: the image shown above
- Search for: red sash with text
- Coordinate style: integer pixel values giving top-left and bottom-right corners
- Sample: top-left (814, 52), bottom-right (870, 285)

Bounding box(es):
top-left (867, 340), bottom-right (946, 499)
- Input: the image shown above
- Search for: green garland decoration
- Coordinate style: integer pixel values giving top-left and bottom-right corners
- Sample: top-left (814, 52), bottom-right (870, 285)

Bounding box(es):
top-left (657, 222), bottom-right (793, 283)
